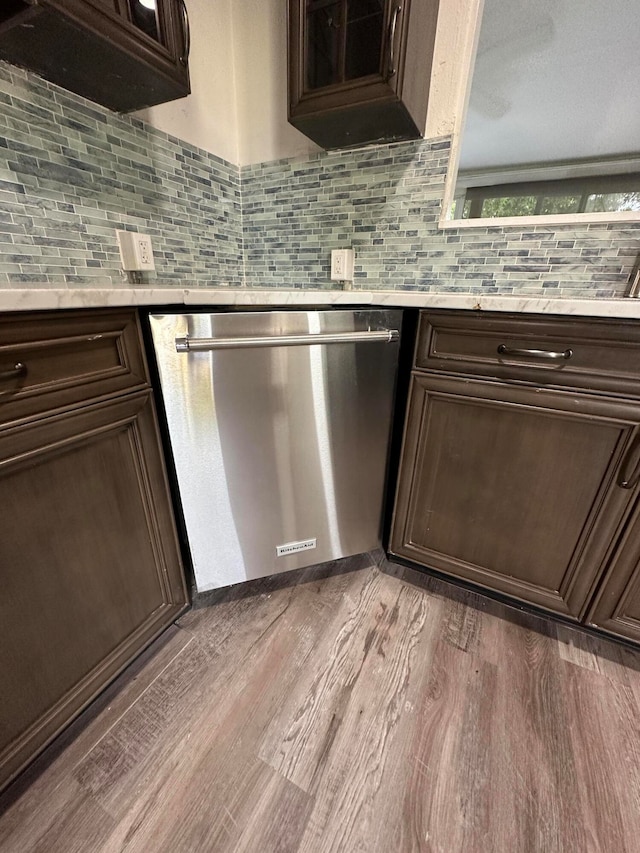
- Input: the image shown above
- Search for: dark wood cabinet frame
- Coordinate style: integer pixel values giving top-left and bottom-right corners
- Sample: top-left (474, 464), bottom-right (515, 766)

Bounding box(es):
top-left (390, 309), bottom-right (640, 646)
top-left (288, 0), bottom-right (440, 149)
top-left (0, 309), bottom-right (188, 793)
top-left (0, 0), bottom-right (190, 112)
top-left (391, 372), bottom-right (640, 619)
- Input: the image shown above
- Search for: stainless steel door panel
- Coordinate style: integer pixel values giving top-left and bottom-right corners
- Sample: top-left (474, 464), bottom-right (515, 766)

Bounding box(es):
top-left (150, 311), bottom-right (401, 591)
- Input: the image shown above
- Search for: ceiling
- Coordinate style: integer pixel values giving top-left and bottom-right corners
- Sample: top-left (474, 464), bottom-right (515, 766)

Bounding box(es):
top-left (458, 0), bottom-right (640, 172)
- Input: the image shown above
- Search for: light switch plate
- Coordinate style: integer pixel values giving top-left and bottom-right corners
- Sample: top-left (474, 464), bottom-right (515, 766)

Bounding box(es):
top-left (116, 230), bottom-right (155, 271)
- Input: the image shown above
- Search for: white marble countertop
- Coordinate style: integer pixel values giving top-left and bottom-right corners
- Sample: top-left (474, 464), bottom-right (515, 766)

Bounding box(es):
top-left (2, 285), bottom-right (640, 318)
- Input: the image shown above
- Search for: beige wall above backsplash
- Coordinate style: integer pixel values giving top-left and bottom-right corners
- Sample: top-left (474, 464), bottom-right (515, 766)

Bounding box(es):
top-left (134, 0), bottom-right (478, 168)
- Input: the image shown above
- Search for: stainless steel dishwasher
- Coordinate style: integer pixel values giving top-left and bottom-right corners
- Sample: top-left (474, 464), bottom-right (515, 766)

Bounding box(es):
top-left (149, 309), bottom-right (402, 591)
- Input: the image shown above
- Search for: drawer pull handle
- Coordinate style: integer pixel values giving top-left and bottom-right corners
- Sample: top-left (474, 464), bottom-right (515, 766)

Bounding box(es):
top-left (497, 344), bottom-right (573, 361)
top-left (0, 362), bottom-right (26, 381)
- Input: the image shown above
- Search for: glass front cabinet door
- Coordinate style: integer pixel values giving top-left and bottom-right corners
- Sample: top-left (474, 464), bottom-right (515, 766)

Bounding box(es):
top-left (288, 0), bottom-right (440, 149)
top-left (0, 0), bottom-right (190, 112)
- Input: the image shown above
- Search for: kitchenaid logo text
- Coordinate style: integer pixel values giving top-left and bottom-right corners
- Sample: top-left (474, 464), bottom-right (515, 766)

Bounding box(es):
top-left (276, 539), bottom-right (317, 557)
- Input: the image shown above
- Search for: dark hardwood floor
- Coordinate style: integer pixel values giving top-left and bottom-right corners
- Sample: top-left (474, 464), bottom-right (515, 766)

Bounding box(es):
top-left (2, 553), bottom-right (640, 852)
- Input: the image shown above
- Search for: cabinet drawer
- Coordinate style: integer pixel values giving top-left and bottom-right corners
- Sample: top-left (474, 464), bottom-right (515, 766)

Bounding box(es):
top-left (0, 310), bottom-right (148, 424)
top-left (416, 311), bottom-right (640, 396)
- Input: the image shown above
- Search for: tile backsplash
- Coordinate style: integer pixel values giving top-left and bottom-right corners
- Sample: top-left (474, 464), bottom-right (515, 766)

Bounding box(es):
top-left (241, 139), bottom-right (640, 298)
top-left (0, 62), bottom-right (243, 287)
top-left (0, 61), bottom-right (638, 297)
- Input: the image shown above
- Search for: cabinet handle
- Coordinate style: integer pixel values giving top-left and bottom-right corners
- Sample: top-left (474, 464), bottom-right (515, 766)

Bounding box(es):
top-left (178, 0), bottom-right (190, 66)
top-left (0, 362), bottom-right (26, 381)
top-left (175, 329), bottom-right (399, 352)
top-left (386, 5), bottom-right (402, 80)
top-left (619, 435), bottom-right (640, 489)
top-left (497, 344), bottom-right (573, 361)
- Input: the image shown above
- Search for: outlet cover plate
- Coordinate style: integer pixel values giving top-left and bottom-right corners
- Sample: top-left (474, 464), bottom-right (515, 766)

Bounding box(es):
top-left (116, 230), bottom-right (155, 271)
top-left (331, 248), bottom-right (354, 281)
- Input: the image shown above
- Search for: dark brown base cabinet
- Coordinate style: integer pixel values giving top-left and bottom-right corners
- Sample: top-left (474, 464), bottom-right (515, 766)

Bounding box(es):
top-left (0, 310), bottom-right (188, 793)
top-left (587, 504), bottom-right (640, 642)
top-left (391, 311), bottom-right (640, 642)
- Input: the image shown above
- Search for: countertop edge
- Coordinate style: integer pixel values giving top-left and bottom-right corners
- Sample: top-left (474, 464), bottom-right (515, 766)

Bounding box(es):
top-left (2, 287), bottom-right (640, 319)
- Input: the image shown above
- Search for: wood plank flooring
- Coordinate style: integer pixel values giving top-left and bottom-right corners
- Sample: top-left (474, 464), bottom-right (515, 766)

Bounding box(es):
top-left (2, 553), bottom-right (640, 852)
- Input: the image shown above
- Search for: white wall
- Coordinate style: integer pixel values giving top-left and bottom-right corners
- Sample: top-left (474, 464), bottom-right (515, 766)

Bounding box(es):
top-left (137, 0), bottom-right (475, 167)
top-left (135, 0), bottom-right (241, 164)
top-left (426, 0), bottom-right (482, 140)
top-left (233, 0), bottom-right (320, 167)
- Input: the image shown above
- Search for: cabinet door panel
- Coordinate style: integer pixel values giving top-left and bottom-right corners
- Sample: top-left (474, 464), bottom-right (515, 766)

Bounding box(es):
top-left (53, 0), bottom-right (176, 60)
top-left (304, 0), bottom-right (386, 91)
top-left (305, 0), bottom-right (346, 90)
top-left (587, 503), bottom-right (640, 642)
top-left (87, 0), bottom-right (121, 12)
top-left (345, 0), bottom-right (386, 80)
top-left (0, 391), bottom-right (187, 790)
top-left (391, 374), bottom-right (640, 618)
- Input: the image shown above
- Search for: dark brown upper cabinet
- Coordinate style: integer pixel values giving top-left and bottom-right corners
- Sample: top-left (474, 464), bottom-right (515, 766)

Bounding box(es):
top-left (288, 0), bottom-right (440, 149)
top-left (0, 0), bottom-right (190, 112)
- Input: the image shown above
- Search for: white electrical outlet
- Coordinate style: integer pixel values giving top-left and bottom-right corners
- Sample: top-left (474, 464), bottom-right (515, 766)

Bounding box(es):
top-left (331, 248), bottom-right (354, 282)
top-left (116, 230), bottom-right (155, 271)
top-left (137, 236), bottom-right (153, 267)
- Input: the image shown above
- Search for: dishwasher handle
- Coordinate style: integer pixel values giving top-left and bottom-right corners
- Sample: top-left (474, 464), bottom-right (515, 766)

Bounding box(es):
top-left (175, 329), bottom-right (400, 352)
